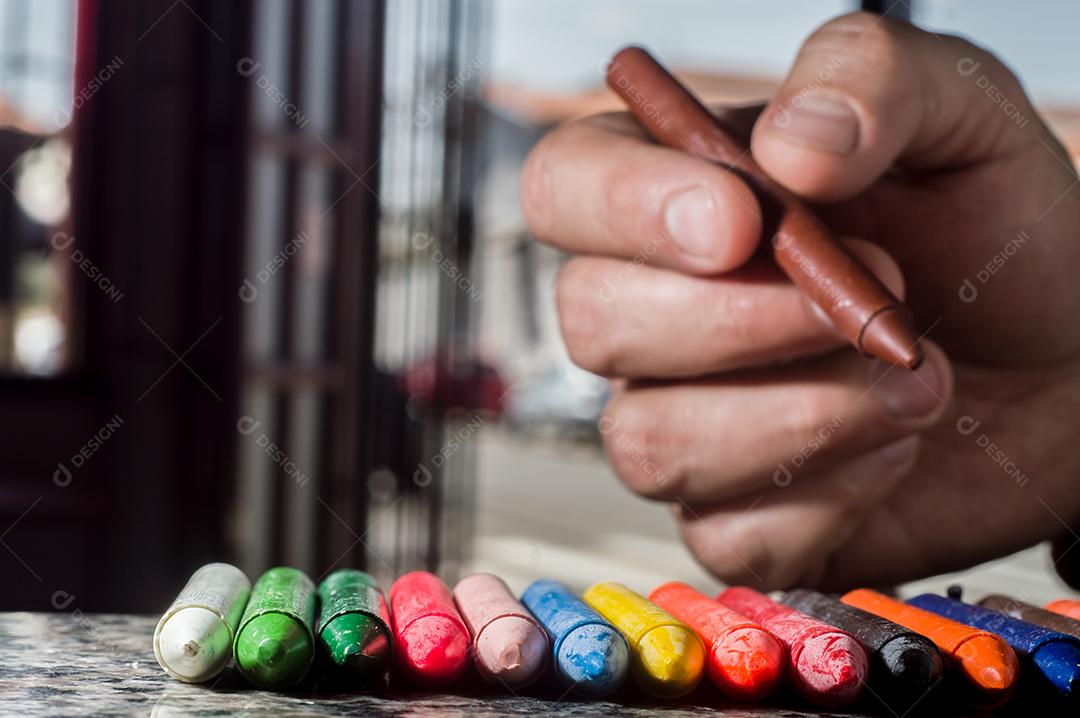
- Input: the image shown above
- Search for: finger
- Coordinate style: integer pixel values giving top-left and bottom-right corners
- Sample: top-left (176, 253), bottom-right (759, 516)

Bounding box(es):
top-left (599, 342), bottom-right (951, 504)
top-left (558, 237), bottom-right (905, 377)
top-left (751, 11), bottom-right (1045, 201)
top-left (674, 435), bottom-right (919, 589)
top-left (521, 112), bottom-right (762, 274)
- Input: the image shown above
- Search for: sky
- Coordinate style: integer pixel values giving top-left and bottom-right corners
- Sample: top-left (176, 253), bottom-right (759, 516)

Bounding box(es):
top-left (490, 0), bottom-right (1080, 107)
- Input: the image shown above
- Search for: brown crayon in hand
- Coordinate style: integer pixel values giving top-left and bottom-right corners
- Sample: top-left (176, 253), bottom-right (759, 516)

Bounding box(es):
top-left (606, 46), bottom-right (922, 369)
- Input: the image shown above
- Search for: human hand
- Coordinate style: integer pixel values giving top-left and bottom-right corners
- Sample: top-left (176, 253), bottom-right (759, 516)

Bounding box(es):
top-left (520, 12), bottom-right (1080, 589)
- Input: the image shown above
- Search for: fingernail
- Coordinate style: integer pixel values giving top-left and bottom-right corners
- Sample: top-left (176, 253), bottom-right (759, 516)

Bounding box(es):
top-left (664, 186), bottom-right (718, 259)
top-left (873, 358), bottom-right (943, 420)
top-left (770, 94), bottom-right (858, 155)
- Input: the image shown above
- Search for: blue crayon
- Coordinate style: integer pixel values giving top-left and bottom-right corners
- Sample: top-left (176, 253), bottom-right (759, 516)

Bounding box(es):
top-left (521, 579), bottom-right (630, 697)
top-left (910, 593), bottom-right (1080, 698)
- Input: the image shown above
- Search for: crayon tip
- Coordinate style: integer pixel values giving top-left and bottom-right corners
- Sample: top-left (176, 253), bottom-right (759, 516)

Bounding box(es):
top-left (335, 632), bottom-right (391, 678)
top-left (980, 665), bottom-right (1006, 689)
top-left (247, 636), bottom-right (297, 686)
top-left (320, 613), bottom-right (391, 675)
top-left (499, 645), bottom-right (521, 669)
top-left (954, 634), bottom-right (1018, 693)
top-left (396, 614), bottom-right (471, 686)
top-left (235, 613), bottom-right (313, 688)
top-left (711, 627), bottom-right (785, 700)
top-left (156, 606), bottom-right (233, 682)
top-left (860, 308), bottom-right (923, 369)
top-left (557, 624), bottom-right (630, 697)
top-left (475, 616), bottom-right (547, 686)
top-left (258, 638), bottom-right (287, 668)
top-left (635, 624), bottom-right (706, 698)
top-left (878, 634), bottom-right (944, 691)
top-left (1032, 641), bottom-right (1080, 696)
top-left (339, 644), bottom-right (381, 673)
top-left (794, 633), bottom-right (868, 707)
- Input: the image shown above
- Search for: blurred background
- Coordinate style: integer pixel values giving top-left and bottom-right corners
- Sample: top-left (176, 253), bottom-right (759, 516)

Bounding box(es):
top-left (1, 0), bottom-right (1078, 612)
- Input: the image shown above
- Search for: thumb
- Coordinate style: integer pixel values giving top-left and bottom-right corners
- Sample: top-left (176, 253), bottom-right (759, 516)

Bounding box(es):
top-left (751, 12), bottom-right (1043, 201)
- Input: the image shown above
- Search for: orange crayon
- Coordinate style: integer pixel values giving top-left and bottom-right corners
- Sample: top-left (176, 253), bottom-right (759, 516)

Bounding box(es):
top-left (1046, 599), bottom-right (1080, 622)
top-left (842, 589), bottom-right (1018, 708)
top-left (650, 582), bottom-right (784, 701)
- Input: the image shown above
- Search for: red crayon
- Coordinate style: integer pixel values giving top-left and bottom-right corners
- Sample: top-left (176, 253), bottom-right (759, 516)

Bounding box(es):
top-left (650, 582), bottom-right (784, 701)
top-left (718, 587), bottom-right (868, 708)
top-left (389, 571), bottom-right (471, 687)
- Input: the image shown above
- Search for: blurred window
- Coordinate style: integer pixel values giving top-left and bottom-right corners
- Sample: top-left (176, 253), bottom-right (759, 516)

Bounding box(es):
top-left (0, 0), bottom-right (75, 375)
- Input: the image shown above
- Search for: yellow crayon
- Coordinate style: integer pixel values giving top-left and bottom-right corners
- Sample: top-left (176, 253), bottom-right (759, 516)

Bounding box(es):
top-left (583, 582), bottom-right (705, 698)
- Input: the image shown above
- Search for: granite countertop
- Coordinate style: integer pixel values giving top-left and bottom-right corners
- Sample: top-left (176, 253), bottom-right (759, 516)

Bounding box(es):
top-left (0, 613), bottom-right (1013, 717)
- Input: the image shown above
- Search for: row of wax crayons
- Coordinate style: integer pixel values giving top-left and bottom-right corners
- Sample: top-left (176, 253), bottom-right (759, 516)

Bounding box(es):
top-left (154, 564), bottom-right (1080, 710)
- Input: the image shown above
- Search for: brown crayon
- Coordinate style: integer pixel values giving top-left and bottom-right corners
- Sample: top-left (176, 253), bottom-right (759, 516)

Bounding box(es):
top-left (980, 594), bottom-right (1080, 640)
top-left (606, 46), bottom-right (922, 369)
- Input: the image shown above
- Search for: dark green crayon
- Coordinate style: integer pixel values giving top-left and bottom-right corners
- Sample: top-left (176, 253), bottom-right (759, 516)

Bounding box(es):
top-left (233, 566), bottom-right (316, 689)
top-left (317, 569), bottom-right (392, 680)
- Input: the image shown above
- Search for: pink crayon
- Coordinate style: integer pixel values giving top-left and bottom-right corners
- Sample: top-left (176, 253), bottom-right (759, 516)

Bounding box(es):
top-left (453, 573), bottom-right (550, 689)
top-left (718, 587), bottom-right (868, 707)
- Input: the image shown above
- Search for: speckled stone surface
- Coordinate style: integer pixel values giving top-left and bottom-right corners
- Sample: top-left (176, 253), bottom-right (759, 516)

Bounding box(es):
top-left (0, 613), bottom-right (1011, 716)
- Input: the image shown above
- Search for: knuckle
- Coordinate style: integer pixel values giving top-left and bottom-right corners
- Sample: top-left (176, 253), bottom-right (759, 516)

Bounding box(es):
top-left (825, 10), bottom-right (891, 35)
top-left (601, 396), bottom-right (679, 499)
top-left (555, 260), bottom-right (617, 375)
top-left (799, 12), bottom-right (917, 96)
top-left (811, 11), bottom-right (905, 55)
top-left (943, 34), bottom-right (1024, 98)
top-left (685, 517), bottom-right (780, 589)
top-left (705, 282), bottom-right (758, 354)
top-left (829, 478), bottom-right (867, 532)
top-left (519, 139), bottom-right (553, 239)
top-left (599, 164), bottom-right (639, 236)
top-left (521, 119), bottom-right (590, 240)
top-left (728, 526), bottom-right (806, 590)
top-left (778, 390), bottom-right (834, 467)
